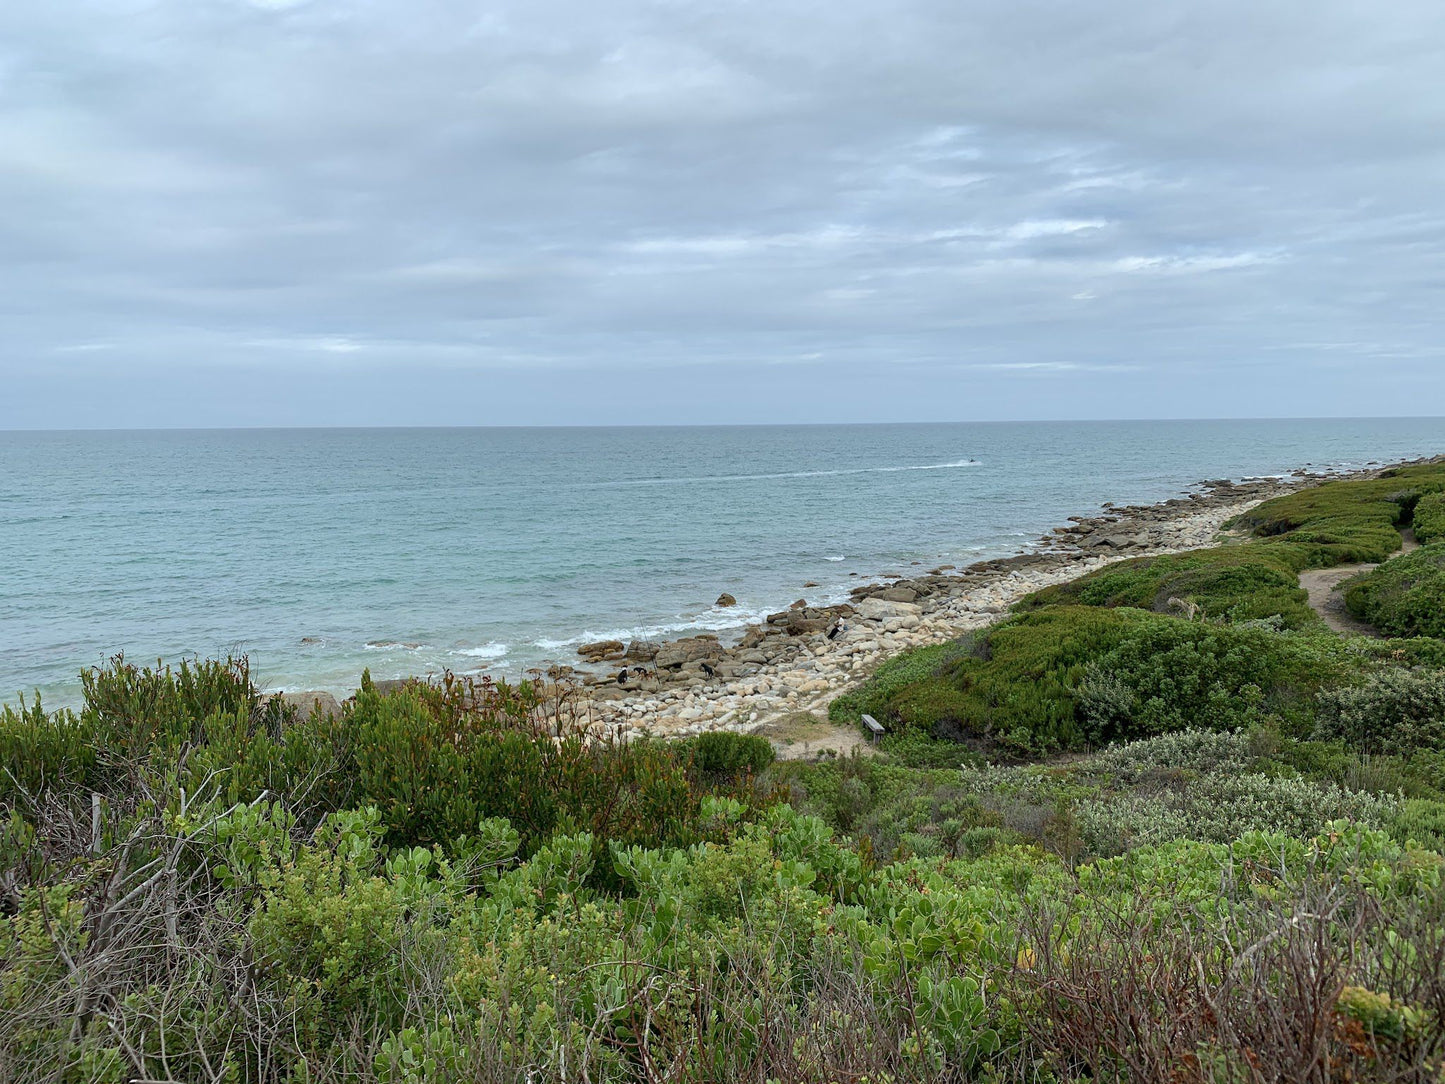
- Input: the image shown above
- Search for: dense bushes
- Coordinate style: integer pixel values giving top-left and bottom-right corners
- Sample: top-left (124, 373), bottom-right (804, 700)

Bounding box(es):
top-left (1315, 666), bottom-right (1445, 755)
top-left (1021, 544), bottom-right (1317, 627)
top-left (0, 656), bottom-right (344, 813)
top-left (1232, 463), bottom-right (1445, 564)
top-left (830, 607), bottom-right (1356, 754)
top-left (1345, 542), bottom-right (1445, 638)
top-left (683, 729), bottom-right (775, 782)
top-left (1414, 491), bottom-right (1445, 544)
top-left (7, 757), bottom-right (1442, 1082)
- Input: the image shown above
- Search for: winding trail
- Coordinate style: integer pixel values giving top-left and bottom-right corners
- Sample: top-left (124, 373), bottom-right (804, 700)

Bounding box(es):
top-left (1299, 529), bottom-right (1419, 636)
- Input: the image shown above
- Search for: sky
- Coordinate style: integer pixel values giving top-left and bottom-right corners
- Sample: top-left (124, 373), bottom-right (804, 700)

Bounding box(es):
top-left (2, 0), bottom-right (1444, 428)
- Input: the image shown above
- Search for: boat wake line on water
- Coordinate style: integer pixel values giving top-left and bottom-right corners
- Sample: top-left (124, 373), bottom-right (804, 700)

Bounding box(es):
top-left (581, 458), bottom-right (983, 488)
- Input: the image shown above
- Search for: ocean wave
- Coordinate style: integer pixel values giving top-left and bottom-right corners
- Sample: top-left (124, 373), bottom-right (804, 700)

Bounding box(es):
top-left (581, 458), bottom-right (982, 489)
top-left (824, 554), bottom-right (846, 562)
top-left (529, 607), bottom-right (778, 652)
top-left (453, 642), bottom-right (508, 660)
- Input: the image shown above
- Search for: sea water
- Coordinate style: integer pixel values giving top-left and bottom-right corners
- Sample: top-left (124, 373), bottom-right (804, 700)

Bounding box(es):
top-left (3, 418), bottom-right (1441, 707)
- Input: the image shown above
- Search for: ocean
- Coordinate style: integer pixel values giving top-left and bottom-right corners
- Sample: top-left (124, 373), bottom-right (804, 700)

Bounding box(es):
top-left (3, 418), bottom-right (1441, 708)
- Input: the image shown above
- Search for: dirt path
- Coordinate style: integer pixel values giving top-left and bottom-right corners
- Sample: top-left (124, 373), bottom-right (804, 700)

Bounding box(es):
top-left (1299, 529), bottom-right (1419, 636)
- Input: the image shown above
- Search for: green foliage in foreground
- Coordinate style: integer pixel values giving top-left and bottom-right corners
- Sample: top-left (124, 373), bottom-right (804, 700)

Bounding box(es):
top-left (5, 649), bottom-right (1445, 1080)
top-left (1020, 543), bottom-right (1317, 628)
top-left (1346, 542), bottom-right (1445, 639)
top-left (833, 606), bottom-right (1364, 754)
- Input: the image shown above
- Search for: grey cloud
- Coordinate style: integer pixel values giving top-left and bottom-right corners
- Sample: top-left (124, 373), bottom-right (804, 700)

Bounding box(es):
top-left (2, 0), bottom-right (1444, 426)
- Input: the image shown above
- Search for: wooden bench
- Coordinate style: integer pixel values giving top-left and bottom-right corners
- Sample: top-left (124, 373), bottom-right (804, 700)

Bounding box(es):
top-left (861, 714), bottom-right (885, 744)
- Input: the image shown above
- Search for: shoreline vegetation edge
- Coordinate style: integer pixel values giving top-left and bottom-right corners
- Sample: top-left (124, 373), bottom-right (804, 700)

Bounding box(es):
top-left (279, 454), bottom-right (1444, 746)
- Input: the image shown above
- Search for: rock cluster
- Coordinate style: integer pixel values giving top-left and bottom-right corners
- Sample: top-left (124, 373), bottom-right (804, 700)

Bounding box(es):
top-left (569, 475), bottom-right (1311, 739)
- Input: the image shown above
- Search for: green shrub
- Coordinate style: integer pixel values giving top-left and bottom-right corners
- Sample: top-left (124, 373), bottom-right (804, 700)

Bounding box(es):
top-left (1390, 798), bottom-right (1445, 851)
top-left (1413, 491), bottom-right (1445, 545)
top-left (0, 656), bottom-right (343, 814)
top-left (1073, 772), bottom-right (1396, 854)
top-left (0, 698), bottom-right (96, 803)
top-left (685, 731), bottom-right (775, 779)
top-left (1314, 667), bottom-right (1445, 755)
top-left (1022, 545), bottom-right (1316, 627)
top-left (839, 607), bottom-right (1356, 754)
top-left (1344, 543), bottom-right (1445, 638)
top-left (827, 640), bottom-right (970, 725)
top-left (1087, 728), bottom-right (1254, 780)
top-left (343, 675), bottom-right (704, 886)
top-left (1233, 465), bottom-right (1445, 565)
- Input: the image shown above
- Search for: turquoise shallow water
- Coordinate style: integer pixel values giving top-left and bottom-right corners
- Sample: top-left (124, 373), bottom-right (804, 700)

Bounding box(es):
top-left (3, 419), bottom-right (1442, 707)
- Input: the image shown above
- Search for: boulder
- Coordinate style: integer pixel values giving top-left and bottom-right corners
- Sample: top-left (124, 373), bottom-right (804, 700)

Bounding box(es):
top-left (875, 586), bottom-right (919, 603)
top-left (790, 598), bottom-right (808, 610)
top-left (1084, 532), bottom-right (1143, 551)
top-left (782, 614), bottom-right (832, 635)
top-left (738, 626), bottom-right (767, 648)
top-left (577, 639), bottom-right (626, 661)
top-left (854, 597), bottom-right (923, 623)
top-left (654, 637), bottom-right (726, 669)
top-left (715, 592), bottom-right (738, 607)
top-left (625, 640), bottom-right (661, 661)
top-left (277, 691), bottom-right (342, 719)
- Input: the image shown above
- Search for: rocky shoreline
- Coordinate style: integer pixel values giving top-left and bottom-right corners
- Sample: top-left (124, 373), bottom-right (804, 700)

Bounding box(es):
top-left (561, 473), bottom-right (1304, 740)
top-left (279, 460), bottom-right (1415, 740)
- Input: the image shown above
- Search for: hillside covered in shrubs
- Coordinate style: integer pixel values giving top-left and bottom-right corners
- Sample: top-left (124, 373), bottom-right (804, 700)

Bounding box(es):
top-left (6, 463), bottom-right (1445, 1081)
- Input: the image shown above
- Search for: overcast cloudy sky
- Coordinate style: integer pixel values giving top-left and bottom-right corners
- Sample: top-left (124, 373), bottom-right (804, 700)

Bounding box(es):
top-left (3, 0), bottom-right (1444, 427)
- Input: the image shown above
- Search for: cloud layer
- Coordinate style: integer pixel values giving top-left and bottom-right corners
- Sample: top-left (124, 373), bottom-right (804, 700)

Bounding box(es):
top-left (4, 0), bottom-right (1444, 426)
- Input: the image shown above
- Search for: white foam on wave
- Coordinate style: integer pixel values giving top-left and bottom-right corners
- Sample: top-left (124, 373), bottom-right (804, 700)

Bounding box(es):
top-left (529, 606), bottom-right (778, 652)
top-left (583, 458), bottom-right (983, 489)
top-left (824, 554), bottom-right (846, 562)
top-left (453, 642), bottom-right (508, 661)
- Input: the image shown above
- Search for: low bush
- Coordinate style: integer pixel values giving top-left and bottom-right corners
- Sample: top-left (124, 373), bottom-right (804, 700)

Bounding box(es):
top-left (1021, 544), bottom-right (1316, 627)
top-left (0, 656), bottom-right (344, 814)
top-left (1232, 463), bottom-right (1445, 565)
top-left (834, 607), bottom-right (1357, 754)
top-left (827, 639), bottom-right (970, 726)
top-left (1414, 491), bottom-right (1445, 545)
top-left (1345, 542), bottom-right (1445, 638)
top-left (1314, 666), bottom-right (1445, 755)
top-left (685, 730), bottom-right (775, 779)
top-left (1072, 772), bottom-right (1395, 853)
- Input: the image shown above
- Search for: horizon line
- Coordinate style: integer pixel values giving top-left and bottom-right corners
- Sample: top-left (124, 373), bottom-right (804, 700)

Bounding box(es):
top-left (4, 414), bottom-right (1444, 435)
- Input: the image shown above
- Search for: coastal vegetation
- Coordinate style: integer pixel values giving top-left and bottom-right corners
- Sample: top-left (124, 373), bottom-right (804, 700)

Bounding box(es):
top-left (6, 464), bottom-right (1445, 1081)
top-left (1346, 543), bottom-right (1445, 639)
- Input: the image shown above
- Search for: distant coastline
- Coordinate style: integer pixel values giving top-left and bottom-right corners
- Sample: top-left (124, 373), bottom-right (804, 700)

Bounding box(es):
top-left (281, 456), bottom-right (1442, 742)
top-left (5, 420), bottom-right (1442, 709)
